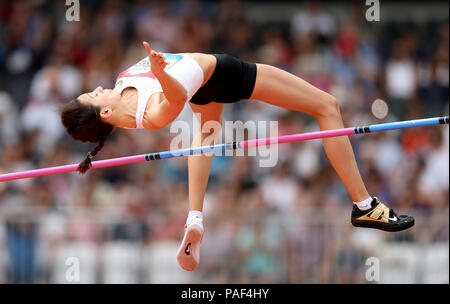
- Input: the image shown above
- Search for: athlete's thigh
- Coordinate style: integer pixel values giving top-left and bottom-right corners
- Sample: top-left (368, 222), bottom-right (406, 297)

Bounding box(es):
top-left (250, 63), bottom-right (334, 117)
top-left (189, 101), bottom-right (223, 126)
top-left (189, 102), bottom-right (223, 147)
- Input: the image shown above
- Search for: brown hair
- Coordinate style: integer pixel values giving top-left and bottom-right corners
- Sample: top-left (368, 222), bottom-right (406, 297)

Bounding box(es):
top-left (60, 99), bottom-right (114, 174)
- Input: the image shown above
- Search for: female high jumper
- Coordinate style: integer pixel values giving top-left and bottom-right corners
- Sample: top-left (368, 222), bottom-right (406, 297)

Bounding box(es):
top-left (61, 41), bottom-right (414, 271)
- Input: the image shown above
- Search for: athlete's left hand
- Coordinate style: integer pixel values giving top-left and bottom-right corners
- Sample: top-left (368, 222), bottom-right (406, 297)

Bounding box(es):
top-left (143, 41), bottom-right (168, 76)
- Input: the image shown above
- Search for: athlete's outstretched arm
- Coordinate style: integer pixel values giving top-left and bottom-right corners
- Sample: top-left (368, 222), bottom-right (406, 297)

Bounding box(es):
top-left (188, 102), bottom-right (224, 211)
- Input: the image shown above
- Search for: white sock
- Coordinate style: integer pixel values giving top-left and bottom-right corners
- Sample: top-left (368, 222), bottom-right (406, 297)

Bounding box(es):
top-left (354, 197), bottom-right (373, 211)
top-left (186, 210), bottom-right (203, 225)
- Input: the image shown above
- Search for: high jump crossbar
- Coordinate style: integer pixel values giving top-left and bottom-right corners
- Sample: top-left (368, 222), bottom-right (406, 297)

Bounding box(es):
top-left (0, 116), bottom-right (448, 182)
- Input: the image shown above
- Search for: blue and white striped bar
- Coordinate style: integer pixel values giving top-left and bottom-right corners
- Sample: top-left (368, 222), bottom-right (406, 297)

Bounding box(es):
top-left (354, 116), bottom-right (449, 134)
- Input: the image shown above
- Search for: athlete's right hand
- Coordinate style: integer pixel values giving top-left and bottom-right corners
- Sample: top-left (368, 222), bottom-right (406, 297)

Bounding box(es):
top-left (143, 41), bottom-right (168, 77)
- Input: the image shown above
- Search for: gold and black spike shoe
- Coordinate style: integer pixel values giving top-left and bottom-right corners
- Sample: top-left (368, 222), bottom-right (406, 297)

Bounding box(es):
top-left (351, 197), bottom-right (414, 232)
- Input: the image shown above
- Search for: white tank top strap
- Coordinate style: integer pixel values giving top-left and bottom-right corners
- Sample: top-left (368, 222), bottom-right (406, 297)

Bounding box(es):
top-left (135, 90), bottom-right (149, 129)
top-left (113, 77), bottom-right (159, 129)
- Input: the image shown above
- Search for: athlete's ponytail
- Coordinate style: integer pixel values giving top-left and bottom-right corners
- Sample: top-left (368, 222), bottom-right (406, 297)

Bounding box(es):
top-left (77, 139), bottom-right (106, 173)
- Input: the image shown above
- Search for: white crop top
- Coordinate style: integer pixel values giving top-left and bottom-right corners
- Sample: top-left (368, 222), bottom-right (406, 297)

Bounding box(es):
top-left (113, 53), bottom-right (204, 129)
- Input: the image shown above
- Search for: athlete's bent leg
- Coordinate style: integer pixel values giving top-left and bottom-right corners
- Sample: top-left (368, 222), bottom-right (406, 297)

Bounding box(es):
top-left (250, 63), bottom-right (369, 202)
top-left (250, 64), bottom-right (414, 232)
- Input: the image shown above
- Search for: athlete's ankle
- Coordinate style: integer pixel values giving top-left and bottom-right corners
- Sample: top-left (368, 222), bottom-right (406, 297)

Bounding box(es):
top-left (186, 210), bottom-right (203, 225)
top-left (353, 197), bottom-right (373, 211)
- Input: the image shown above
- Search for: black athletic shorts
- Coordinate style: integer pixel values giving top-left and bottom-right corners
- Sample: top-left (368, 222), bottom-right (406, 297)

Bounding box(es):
top-left (189, 54), bottom-right (257, 105)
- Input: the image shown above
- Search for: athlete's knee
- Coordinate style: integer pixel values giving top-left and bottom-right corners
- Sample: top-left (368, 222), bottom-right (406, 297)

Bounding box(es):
top-left (315, 94), bottom-right (340, 119)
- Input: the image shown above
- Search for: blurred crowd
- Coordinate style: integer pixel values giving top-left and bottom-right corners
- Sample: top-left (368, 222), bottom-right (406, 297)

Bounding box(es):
top-left (0, 0), bottom-right (448, 283)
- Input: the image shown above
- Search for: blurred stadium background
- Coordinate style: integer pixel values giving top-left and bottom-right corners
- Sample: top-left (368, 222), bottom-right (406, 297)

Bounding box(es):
top-left (0, 0), bottom-right (448, 284)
